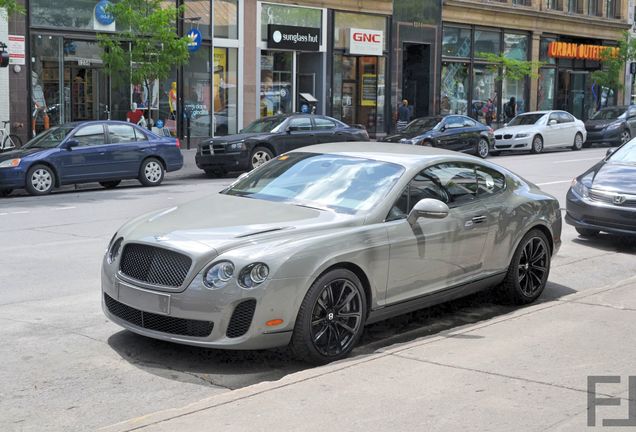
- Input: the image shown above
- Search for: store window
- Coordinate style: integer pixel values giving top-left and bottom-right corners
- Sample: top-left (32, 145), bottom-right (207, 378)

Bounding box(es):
top-left (260, 50), bottom-right (293, 116)
top-left (184, 47), bottom-right (212, 138)
top-left (213, 47), bottom-right (238, 135)
top-left (334, 12), bottom-right (387, 50)
top-left (31, 35), bottom-right (63, 133)
top-left (474, 30), bottom-right (500, 57)
top-left (441, 62), bottom-right (469, 115)
top-left (503, 33), bottom-right (528, 61)
top-left (31, 0), bottom-right (120, 31)
top-left (539, 37), bottom-right (556, 65)
top-left (502, 76), bottom-right (527, 117)
top-left (537, 68), bottom-right (556, 110)
top-left (472, 64), bottom-right (498, 124)
top-left (214, 0), bottom-right (238, 39)
top-left (185, 0), bottom-right (211, 38)
top-left (260, 3), bottom-right (322, 42)
top-left (442, 27), bottom-right (471, 57)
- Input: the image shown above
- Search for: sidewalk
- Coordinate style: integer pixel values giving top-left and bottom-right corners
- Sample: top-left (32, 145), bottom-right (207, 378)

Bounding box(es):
top-left (102, 275), bottom-right (636, 432)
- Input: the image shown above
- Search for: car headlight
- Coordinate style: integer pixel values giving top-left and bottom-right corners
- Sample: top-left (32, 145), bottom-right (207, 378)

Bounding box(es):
top-left (606, 122), bottom-right (622, 130)
top-left (571, 178), bottom-right (589, 198)
top-left (0, 158), bottom-right (21, 168)
top-left (238, 263), bottom-right (269, 288)
top-left (107, 237), bottom-right (123, 264)
top-left (203, 261), bottom-right (235, 289)
top-left (515, 133), bottom-right (529, 138)
top-left (226, 141), bottom-right (246, 152)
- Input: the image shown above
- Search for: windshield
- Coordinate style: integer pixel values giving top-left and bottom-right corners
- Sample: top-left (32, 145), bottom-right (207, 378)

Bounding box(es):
top-left (242, 117), bottom-right (285, 133)
top-left (221, 152), bottom-right (405, 214)
top-left (507, 114), bottom-right (545, 126)
top-left (591, 107), bottom-right (627, 120)
top-left (403, 118), bottom-right (440, 133)
top-left (609, 140), bottom-right (636, 164)
top-left (23, 126), bottom-right (74, 149)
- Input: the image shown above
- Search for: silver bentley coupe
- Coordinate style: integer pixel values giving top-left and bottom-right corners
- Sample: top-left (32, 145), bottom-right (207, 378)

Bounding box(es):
top-left (102, 143), bottom-right (561, 363)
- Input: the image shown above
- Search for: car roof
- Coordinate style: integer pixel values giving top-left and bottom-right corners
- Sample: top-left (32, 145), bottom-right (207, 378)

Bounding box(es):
top-left (62, 120), bottom-right (143, 128)
top-left (290, 142), bottom-right (482, 167)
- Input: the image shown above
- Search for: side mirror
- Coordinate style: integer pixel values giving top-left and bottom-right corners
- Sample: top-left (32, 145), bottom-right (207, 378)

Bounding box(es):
top-left (548, 119), bottom-right (558, 126)
top-left (61, 139), bottom-right (79, 150)
top-left (407, 198), bottom-right (450, 224)
top-left (606, 147), bottom-right (616, 157)
top-left (439, 125), bottom-right (446, 132)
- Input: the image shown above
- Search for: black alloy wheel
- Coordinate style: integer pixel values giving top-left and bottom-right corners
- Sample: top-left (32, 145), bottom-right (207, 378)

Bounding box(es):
top-left (477, 138), bottom-right (490, 158)
top-left (291, 268), bottom-right (367, 364)
top-left (100, 180), bottom-right (121, 189)
top-left (500, 229), bottom-right (551, 304)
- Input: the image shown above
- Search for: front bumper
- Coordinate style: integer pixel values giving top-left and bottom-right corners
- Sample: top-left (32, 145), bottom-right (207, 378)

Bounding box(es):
top-left (565, 189), bottom-right (636, 237)
top-left (0, 167), bottom-right (26, 189)
top-left (195, 151), bottom-right (250, 172)
top-left (493, 136), bottom-right (531, 151)
top-left (101, 263), bottom-right (310, 350)
top-left (584, 128), bottom-right (622, 145)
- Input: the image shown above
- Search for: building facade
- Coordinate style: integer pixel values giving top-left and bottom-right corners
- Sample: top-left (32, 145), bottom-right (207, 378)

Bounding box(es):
top-left (442, 0), bottom-right (630, 122)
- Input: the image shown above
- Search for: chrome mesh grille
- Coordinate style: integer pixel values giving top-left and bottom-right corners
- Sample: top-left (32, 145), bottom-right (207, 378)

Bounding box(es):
top-left (105, 294), bottom-right (213, 337)
top-left (226, 299), bottom-right (257, 338)
top-left (119, 243), bottom-right (191, 288)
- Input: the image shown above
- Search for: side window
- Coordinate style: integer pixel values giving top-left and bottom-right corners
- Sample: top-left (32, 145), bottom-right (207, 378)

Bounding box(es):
top-left (475, 165), bottom-right (506, 197)
top-left (108, 125), bottom-right (137, 144)
top-left (444, 116), bottom-right (464, 129)
top-left (628, 107), bottom-right (636, 118)
top-left (558, 112), bottom-right (574, 123)
top-left (314, 117), bottom-right (337, 130)
top-left (426, 163), bottom-right (477, 206)
top-left (288, 117), bottom-right (312, 131)
top-left (462, 117), bottom-right (476, 127)
top-left (73, 125), bottom-right (105, 146)
top-left (134, 128), bottom-right (148, 141)
top-left (548, 113), bottom-right (559, 124)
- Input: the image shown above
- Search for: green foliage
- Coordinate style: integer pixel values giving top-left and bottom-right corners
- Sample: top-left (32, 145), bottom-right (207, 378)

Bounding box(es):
top-left (97, 0), bottom-right (189, 123)
top-left (0, 0), bottom-right (26, 17)
top-left (477, 52), bottom-right (544, 81)
top-left (590, 31), bottom-right (636, 92)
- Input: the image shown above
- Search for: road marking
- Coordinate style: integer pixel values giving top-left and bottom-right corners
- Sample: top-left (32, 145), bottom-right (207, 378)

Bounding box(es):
top-left (11, 211), bottom-right (29, 214)
top-left (536, 180), bottom-right (572, 186)
top-left (552, 157), bottom-right (602, 163)
top-left (53, 206), bottom-right (76, 211)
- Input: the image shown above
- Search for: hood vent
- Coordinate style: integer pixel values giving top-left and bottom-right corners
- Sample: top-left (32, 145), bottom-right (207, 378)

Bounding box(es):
top-left (235, 227), bottom-right (290, 238)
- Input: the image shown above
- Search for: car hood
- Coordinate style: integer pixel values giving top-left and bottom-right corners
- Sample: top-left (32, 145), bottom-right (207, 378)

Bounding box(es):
top-left (204, 133), bottom-right (269, 144)
top-left (585, 119), bottom-right (620, 129)
top-left (494, 125), bottom-right (538, 135)
top-left (118, 193), bottom-right (359, 256)
top-left (0, 147), bottom-right (47, 161)
top-left (589, 162), bottom-right (636, 193)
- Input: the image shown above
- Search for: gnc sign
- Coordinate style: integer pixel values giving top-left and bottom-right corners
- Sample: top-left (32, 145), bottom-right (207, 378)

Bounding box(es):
top-left (349, 28), bottom-right (383, 56)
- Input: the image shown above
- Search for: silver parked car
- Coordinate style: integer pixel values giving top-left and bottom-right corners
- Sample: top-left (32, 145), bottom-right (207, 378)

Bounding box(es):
top-left (102, 143), bottom-right (561, 363)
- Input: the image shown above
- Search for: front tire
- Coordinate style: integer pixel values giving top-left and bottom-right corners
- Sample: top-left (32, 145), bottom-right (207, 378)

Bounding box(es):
top-left (620, 129), bottom-right (631, 144)
top-left (250, 146), bottom-right (274, 170)
top-left (531, 135), bottom-right (544, 154)
top-left (499, 229), bottom-right (551, 305)
top-left (26, 164), bottom-right (55, 196)
top-left (575, 227), bottom-right (600, 238)
top-left (290, 268), bottom-right (367, 364)
top-left (572, 133), bottom-right (583, 151)
top-left (138, 158), bottom-right (164, 186)
top-left (99, 180), bottom-right (121, 189)
top-left (476, 138), bottom-right (490, 158)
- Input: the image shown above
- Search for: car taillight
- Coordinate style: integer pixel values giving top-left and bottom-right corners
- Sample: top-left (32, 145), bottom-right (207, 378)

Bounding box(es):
top-left (176, 138), bottom-right (181, 149)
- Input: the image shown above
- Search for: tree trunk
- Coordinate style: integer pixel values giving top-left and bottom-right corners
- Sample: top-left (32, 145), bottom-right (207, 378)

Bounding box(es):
top-left (144, 79), bottom-right (152, 130)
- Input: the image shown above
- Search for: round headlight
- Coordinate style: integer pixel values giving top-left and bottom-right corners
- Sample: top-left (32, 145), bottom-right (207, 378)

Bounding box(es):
top-left (107, 237), bottom-right (123, 264)
top-left (239, 263), bottom-right (269, 288)
top-left (203, 261), bottom-right (235, 289)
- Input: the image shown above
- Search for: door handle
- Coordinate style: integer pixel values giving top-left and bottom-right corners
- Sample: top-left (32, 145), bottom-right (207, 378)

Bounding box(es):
top-left (471, 215), bottom-right (487, 224)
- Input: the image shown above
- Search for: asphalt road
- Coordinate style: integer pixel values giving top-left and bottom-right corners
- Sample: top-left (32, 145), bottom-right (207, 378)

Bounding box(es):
top-left (1, 146), bottom-right (635, 431)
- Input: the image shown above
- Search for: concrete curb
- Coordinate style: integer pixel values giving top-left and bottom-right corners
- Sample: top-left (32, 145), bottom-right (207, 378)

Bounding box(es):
top-left (99, 274), bottom-right (636, 432)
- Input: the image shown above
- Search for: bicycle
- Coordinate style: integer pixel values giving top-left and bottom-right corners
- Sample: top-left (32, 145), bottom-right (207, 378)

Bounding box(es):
top-left (0, 121), bottom-right (22, 152)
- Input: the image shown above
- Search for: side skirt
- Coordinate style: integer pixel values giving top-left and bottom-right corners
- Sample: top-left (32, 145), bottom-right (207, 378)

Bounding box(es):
top-left (366, 272), bottom-right (506, 325)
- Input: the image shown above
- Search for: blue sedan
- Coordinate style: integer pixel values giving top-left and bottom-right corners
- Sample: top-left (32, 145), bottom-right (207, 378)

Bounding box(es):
top-left (0, 121), bottom-right (183, 196)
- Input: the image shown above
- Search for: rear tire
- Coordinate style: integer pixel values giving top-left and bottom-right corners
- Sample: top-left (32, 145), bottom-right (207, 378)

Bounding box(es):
top-left (25, 164), bottom-right (55, 196)
top-left (620, 129), bottom-right (631, 144)
top-left (572, 133), bottom-right (583, 151)
top-left (138, 158), bottom-right (164, 186)
top-left (476, 138), bottom-right (490, 158)
top-left (99, 180), bottom-right (121, 189)
top-left (531, 135), bottom-right (544, 154)
top-left (290, 268), bottom-right (367, 364)
top-left (575, 227), bottom-right (600, 238)
top-left (498, 229), bottom-right (551, 305)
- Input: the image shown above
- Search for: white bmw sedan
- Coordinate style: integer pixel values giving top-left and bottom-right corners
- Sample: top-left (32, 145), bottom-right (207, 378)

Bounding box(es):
top-left (493, 111), bottom-right (586, 154)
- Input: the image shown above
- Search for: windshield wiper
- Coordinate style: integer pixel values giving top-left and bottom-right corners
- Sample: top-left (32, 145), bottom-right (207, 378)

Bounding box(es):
top-left (288, 201), bottom-right (328, 211)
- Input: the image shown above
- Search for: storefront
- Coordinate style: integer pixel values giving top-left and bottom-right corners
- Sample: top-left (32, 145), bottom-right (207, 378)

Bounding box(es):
top-left (28, 0), bottom-right (242, 141)
top-left (538, 37), bottom-right (616, 120)
top-left (257, 2), bottom-right (327, 117)
top-left (441, 24), bottom-right (530, 125)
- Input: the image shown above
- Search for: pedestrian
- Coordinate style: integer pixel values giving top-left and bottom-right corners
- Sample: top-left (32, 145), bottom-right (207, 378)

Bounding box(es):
top-left (504, 96), bottom-right (516, 122)
top-left (484, 98), bottom-right (495, 126)
top-left (397, 99), bottom-right (411, 132)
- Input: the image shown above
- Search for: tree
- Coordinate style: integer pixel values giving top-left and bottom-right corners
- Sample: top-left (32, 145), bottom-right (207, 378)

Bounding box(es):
top-left (0, 0), bottom-right (25, 18)
top-left (477, 52), bottom-right (544, 81)
top-left (97, 0), bottom-right (190, 127)
top-left (591, 31), bottom-right (636, 95)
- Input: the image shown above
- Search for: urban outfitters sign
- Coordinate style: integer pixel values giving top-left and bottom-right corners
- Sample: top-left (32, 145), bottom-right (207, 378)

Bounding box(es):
top-left (267, 25), bottom-right (320, 51)
top-left (548, 42), bottom-right (619, 61)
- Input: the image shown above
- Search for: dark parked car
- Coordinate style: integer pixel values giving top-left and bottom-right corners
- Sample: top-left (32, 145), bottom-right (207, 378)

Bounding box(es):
top-left (195, 114), bottom-right (369, 176)
top-left (381, 115), bottom-right (494, 158)
top-left (566, 139), bottom-right (636, 238)
top-left (0, 121), bottom-right (183, 196)
top-left (584, 105), bottom-right (636, 147)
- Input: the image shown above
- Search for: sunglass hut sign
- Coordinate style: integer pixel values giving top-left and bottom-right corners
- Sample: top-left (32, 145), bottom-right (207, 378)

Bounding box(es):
top-left (267, 25), bottom-right (320, 51)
